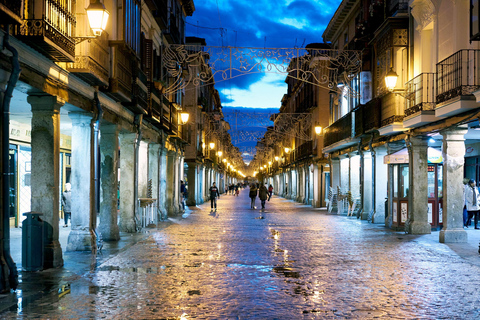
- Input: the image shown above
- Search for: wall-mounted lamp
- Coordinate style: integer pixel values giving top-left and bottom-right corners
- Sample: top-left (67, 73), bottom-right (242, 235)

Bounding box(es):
top-left (217, 151), bottom-right (223, 157)
top-left (385, 68), bottom-right (398, 91)
top-left (179, 112), bottom-right (189, 125)
top-left (274, 156), bottom-right (279, 161)
top-left (74, 0), bottom-right (110, 44)
top-left (209, 142), bottom-right (215, 150)
top-left (268, 161), bottom-right (272, 166)
top-left (314, 123), bottom-right (322, 135)
top-left (222, 158), bottom-right (227, 163)
top-left (284, 147), bottom-right (291, 154)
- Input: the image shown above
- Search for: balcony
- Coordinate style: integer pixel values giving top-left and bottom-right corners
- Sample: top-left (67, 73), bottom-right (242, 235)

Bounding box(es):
top-left (354, 98), bottom-right (381, 136)
top-left (66, 33), bottom-right (110, 86)
top-left (436, 49), bottom-right (480, 118)
top-left (403, 73), bottom-right (436, 128)
top-left (127, 68), bottom-right (149, 114)
top-left (146, 82), bottom-right (162, 125)
top-left (323, 112), bottom-right (360, 153)
top-left (153, 0), bottom-right (168, 30)
top-left (163, 14), bottom-right (182, 44)
top-left (160, 101), bottom-right (178, 136)
top-left (105, 44), bottom-right (132, 103)
top-left (13, 0), bottom-right (75, 62)
top-left (0, 0), bottom-right (23, 24)
top-left (290, 141), bottom-right (313, 163)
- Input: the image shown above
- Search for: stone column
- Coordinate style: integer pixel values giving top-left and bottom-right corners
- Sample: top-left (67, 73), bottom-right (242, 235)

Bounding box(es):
top-left (137, 141), bottom-right (149, 198)
top-left (66, 112), bottom-right (95, 251)
top-left (148, 143), bottom-right (160, 199)
top-left (440, 128), bottom-right (468, 243)
top-left (28, 94), bottom-right (64, 267)
top-left (166, 150), bottom-right (176, 215)
top-left (373, 145), bottom-right (388, 223)
top-left (186, 162), bottom-right (197, 206)
top-left (98, 123), bottom-right (120, 241)
top-left (406, 136), bottom-right (431, 234)
top-left (158, 147), bottom-right (168, 219)
top-left (119, 132), bottom-right (137, 232)
top-left (331, 158), bottom-right (340, 191)
top-left (363, 152), bottom-right (373, 220)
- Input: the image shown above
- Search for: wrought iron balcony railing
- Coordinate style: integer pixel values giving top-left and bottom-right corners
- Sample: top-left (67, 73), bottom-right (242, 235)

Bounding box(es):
top-left (324, 112), bottom-right (353, 147)
top-left (404, 73), bottom-right (435, 116)
top-left (354, 97), bottom-right (381, 136)
top-left (436, 49), bottom-right (480, 104)
top-left (14, 0), bottom-right (75, 62)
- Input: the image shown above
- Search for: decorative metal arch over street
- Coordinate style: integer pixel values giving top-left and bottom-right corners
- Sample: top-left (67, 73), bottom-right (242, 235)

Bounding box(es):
top-left (163, 45), bottom-right (362, 97)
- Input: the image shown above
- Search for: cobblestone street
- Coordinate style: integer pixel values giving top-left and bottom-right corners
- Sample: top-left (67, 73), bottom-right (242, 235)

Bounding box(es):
top-left (3, 190), bottom-right (480, 319)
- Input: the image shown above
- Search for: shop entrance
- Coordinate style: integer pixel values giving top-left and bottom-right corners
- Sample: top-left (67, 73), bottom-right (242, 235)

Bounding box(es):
top-left (385, 147), bottom-right (443, 230)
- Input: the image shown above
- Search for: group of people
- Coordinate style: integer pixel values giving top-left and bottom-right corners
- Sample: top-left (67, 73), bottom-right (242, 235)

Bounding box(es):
top-left (227, 183), bottom-right (241, 196)
top-left (249, 183), bottom-right (273, 209)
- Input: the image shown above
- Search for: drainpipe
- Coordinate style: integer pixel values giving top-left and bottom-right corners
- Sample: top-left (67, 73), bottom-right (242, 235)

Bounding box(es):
top-left (134, 114), bottom-right (143, 230)
top-left (1, 25), bottom-right (19, 292)
top-left (89, 90), bottom-right (103, 252)
top-left (369, 134), bottom-right (376, 222)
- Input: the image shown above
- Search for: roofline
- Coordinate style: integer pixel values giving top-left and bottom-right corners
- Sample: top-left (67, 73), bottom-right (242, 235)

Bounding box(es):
top-left (322, 0), bottom-right (358, 42)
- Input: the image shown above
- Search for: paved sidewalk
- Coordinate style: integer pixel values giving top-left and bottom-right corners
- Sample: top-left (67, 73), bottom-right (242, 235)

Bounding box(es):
top-left (1, 191), bottom-right (480, 318)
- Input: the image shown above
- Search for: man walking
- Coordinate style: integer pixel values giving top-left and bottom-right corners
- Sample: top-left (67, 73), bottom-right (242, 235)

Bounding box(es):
top-left (209, 182), bottom-right (220, 212)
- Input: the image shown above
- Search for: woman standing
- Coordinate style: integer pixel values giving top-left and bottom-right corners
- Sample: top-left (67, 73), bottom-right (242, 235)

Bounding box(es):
top-left (465, 179), bottom-right (480, 229)
top-left (249, 184), bottom-right (257, 209)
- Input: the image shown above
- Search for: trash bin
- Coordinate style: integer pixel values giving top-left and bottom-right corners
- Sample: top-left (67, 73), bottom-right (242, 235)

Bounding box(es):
top-left (22, 212), bottom-right (44, 271)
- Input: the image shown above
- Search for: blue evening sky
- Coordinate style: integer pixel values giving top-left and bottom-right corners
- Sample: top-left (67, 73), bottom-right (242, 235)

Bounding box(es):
top-left (185, 0), bottom-right (342, 163)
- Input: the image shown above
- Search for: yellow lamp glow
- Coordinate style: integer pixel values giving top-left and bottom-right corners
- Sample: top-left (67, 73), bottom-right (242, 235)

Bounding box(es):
top-left (222, 159), bottom-right (227, 163)
top-left (268, 161), bottom-right (272, 166)
top-left (217, 151), bottom-right (223, 157)
top-left (209, 142), bottom-right (215, 150)
top-left (315, 125), bottom-right (322, 135)
top-left (285, 147), bottom-right (290, 153)
top-left (385, 68), bottom-right (398, 91)
top-left (179, 112), bottom-right (189, 124)
top-left (275, 156), bottom-right (279, 161)
top-left (86, 0), bottom-right (110, 36)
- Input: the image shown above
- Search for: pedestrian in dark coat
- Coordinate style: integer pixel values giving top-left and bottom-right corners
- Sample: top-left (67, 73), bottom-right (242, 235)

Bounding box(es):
top-left (61, 183), bottom-right (72, 227)
top-left (249, 184), bottom-right (257, 209)
top-left (259, 184), bottom-right (268, 209)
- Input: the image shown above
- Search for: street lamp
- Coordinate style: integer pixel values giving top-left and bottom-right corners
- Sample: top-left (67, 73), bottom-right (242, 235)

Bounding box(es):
top-left (179, 112), bottom-right (189, 125)
top-left (86, 0), bottom-right (110, 36)
top-left (74, 0), bottom-right (110, 43)
top-left (268, 161), bottom-right (272, 166)
top-left (209, 142), bottom-right (215, 150)
top-left (385, 68), bottom-right (398, 91)
top-left (284, 147), bottom-right (290, 154)
top-left (274, 156), bottom-right (279, 161)
top-left (217, 151), bottom-right (223, 157)
top-left (222, 158), bottom-right (227, 163)
top-left (314, 123), bottom-right (322, 135)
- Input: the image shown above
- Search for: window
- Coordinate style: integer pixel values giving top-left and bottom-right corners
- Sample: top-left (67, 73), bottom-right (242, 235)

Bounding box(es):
top-left (471, 0), bottom-right (480, 41)
top-left (125, 0), bottom-right (141, 54)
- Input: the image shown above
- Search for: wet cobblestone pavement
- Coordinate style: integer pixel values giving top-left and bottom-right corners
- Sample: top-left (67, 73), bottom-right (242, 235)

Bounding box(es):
top-left (3, 190), bottom-right (480, 319)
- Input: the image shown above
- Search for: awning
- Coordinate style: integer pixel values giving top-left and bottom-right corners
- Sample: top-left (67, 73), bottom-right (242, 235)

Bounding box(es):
top-left (383, 147), bottom-right (443, 164)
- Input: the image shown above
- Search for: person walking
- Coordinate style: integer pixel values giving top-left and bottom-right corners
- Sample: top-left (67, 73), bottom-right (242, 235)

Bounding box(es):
top-left (249, 183), bottom-right (257, 209)
top-left (463, 178), bottom-right (469, 227)
top-left (259, 184), bottom-right (268, 209)
top-left (209, 182), bottom-right (220, 212)
top-left (61, 183), bottom-right (72, 227)
top-left (268, 184), bottom-right (273, 201)
top-left (180, 180), bottom-right (186, 212)
top-left (465, 179), bottom-right (480, 229)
